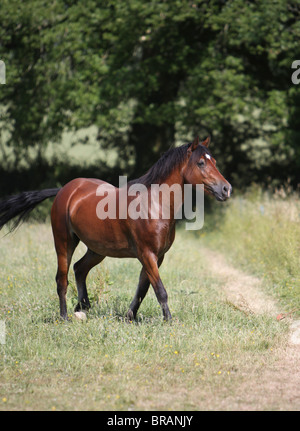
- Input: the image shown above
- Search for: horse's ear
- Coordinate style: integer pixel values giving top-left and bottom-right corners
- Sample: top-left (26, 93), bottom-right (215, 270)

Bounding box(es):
top-left (188, 136), bottom-right (199, 154)
top-left (202, 136), bottom-right (210, 147)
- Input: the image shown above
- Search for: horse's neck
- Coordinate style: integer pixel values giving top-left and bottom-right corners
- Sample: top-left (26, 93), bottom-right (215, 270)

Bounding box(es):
top-left (150, 168), bottom-right (185, 223)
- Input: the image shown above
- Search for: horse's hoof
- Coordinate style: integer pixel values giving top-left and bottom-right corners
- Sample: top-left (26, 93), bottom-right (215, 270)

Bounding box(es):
top-left (74, 311), bottom-right (87, 321)
top-left (125, 309), bottom-right (135, 322)
top-left (74, 301), bottom-right (90, 312)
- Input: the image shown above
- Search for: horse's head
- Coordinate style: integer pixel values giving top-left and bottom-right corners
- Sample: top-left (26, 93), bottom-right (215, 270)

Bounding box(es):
top-left (183, 136), bottom-right (232, 201)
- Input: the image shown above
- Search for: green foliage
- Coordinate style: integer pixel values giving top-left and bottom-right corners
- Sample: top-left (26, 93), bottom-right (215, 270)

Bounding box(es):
top-left (0, 0), bottom-right (300, 188)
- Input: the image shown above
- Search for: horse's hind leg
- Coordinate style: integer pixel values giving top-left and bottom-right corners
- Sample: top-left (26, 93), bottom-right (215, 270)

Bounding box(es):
top-left (55, 234), bottom-right (79, 320)
top-left (126, 255), bottom-right (165, 321)
top-left (73, 249), bottom-right (105, 312)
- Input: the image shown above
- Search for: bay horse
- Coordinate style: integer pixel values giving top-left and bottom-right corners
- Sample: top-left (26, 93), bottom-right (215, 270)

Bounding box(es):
top-left (0, 136), bottom-right (231, 321)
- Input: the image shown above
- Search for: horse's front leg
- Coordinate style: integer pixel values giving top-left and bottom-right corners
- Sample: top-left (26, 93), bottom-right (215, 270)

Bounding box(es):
top-left (126, 255), bottom-right (165, 321)
top-left (139, 251), bottom-right (171, 321)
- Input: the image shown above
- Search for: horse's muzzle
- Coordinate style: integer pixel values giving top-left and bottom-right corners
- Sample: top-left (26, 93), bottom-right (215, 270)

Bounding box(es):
top-left (214, 182), bottom-right (232, 201)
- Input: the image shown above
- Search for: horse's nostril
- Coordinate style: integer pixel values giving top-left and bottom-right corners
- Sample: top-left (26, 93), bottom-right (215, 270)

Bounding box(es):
top-left (222, 184), bottom-right (231, 197)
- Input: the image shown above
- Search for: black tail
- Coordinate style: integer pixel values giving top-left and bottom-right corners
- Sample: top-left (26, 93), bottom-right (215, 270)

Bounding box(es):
top-left (0, 188), bottom-right (60, 232)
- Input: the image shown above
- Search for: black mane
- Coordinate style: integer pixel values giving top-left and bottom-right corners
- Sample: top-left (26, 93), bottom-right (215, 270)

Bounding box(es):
top-left (129, 143), bottom-right (211, 187)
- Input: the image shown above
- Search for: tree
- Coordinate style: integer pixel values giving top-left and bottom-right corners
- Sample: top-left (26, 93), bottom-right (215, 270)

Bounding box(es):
top-left (1, 0), bottom-right (300, 190)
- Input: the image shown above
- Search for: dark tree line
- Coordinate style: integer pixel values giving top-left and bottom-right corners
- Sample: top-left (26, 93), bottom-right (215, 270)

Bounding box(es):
top-left (0, 0), bottom-right (300, 195)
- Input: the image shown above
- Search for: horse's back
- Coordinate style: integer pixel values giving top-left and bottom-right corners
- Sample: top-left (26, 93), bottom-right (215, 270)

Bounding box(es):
top-left (51, 177), bottom-right (175, 259)
top-left (51, 178), bottom-right (134, 257)
top-left (51, 178), bottom-right (107, 222)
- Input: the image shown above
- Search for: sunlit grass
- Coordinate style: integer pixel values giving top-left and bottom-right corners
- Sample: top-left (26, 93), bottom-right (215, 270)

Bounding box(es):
top-left (202, 186), bottom-right (300, 316)
top-left (0, 222), bottom-right (287, 410)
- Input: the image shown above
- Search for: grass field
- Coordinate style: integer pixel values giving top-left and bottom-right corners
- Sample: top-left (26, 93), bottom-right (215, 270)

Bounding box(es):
top-left (202, 187), bottom-right (300, 317)
top-left (0, 199), bottom-right (292, 410)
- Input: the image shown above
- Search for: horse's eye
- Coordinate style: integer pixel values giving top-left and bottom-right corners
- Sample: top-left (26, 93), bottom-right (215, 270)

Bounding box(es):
top-left (197, 159), bottom-right (205, 168)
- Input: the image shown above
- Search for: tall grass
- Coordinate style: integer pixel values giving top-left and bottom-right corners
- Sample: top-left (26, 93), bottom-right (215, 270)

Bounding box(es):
top-left (0, 223), bottom-right (285, 410)
top-left (202, 186), bottom-right (300, 315)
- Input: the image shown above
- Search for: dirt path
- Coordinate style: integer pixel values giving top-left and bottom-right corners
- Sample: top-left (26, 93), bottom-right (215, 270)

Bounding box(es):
top-left (203, 248), bottom-right (300, 410)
